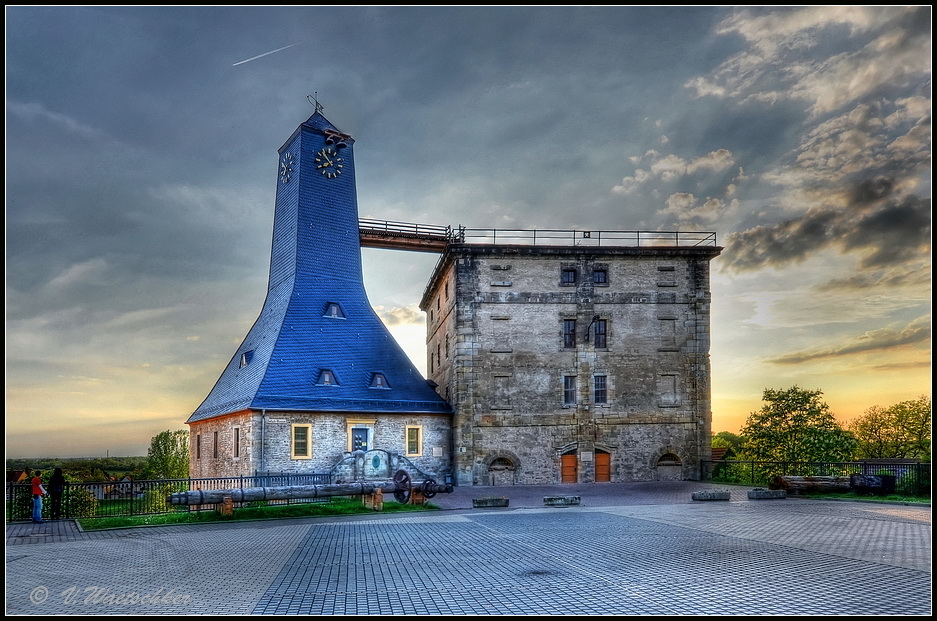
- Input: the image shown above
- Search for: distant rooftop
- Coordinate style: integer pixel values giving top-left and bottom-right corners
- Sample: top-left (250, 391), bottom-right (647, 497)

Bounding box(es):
top-left (359, 218), bottom-right (718, 252)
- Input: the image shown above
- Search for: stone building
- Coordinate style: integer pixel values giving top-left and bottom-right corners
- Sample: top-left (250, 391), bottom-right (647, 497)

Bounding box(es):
top-left (420, 237), bottom-right (721, 486)
top-left (185, 107), bottom-right (722, 487)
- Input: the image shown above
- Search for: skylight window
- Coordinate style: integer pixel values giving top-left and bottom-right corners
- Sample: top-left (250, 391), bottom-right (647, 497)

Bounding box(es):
top-left (318, 370), bottom-right (338, 386)
top-left (239, 350), bottom-right (255, 368)
top-left (324, 303), bottom-right (346, 318)
top-left (370, 373), bottom-right (390, 389)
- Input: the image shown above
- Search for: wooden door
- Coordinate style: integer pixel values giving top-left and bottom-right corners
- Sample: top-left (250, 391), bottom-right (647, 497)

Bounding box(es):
top-left (595, 451), bottom-right (611, 482)
top-left (561, 453), bottom-right (577, 483)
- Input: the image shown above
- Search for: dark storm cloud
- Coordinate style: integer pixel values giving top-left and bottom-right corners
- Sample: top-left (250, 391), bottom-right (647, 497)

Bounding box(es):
top-left (722, 185), bottom-right (931, 274)
top-left (768, 316), bottom-right (931, 364)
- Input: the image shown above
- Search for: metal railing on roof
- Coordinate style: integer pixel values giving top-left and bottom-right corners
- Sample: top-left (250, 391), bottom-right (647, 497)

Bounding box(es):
top-left (456, 228), bottom-right (717, 247)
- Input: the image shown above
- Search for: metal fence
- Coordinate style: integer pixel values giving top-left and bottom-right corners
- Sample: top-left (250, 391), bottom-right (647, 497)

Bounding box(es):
top-left (5, 473), bottom-right (332, 522)
top-left (703, 460), bottom-right (931, 496)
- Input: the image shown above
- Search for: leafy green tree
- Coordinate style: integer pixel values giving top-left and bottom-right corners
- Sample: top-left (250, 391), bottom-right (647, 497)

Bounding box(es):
top-left (849, 396), bottom-right (931, 461)
top-left (143, 430), bottom-right (190, 480)
top-left (740, 386), bottom-right (856, 463)
top-left (712, 431), bottom-right (743, 456)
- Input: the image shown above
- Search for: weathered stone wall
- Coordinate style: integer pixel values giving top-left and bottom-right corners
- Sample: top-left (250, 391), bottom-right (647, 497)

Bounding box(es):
top-left (189, 410), bottom-right (451, 480)
top-left (423, 245), bottom-right (719, 485)
top-left (189, 411), bottom-right (255, 479)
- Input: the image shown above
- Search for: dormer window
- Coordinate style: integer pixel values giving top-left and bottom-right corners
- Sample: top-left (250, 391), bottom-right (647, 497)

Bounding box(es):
top-left (239, 350), bottom-right (255, 368)
top-left (370, 373), bottom-right (390, 389)
top-left (318, 370), bottom-right (338, 386)
top-left (324, 303), bottom-right (345, 318)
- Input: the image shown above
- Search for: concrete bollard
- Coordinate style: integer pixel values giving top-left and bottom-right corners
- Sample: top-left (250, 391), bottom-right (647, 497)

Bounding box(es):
top-left (691, 490), bottom-right (730, 501)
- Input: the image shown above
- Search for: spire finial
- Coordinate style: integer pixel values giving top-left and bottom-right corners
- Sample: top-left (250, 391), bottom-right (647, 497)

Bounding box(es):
top-left (307, 92), bottom-right (324, 113)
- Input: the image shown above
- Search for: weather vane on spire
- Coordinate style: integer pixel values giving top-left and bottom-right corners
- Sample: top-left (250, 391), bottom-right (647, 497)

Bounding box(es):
top-left (307, 92), bottom-right (324, 113)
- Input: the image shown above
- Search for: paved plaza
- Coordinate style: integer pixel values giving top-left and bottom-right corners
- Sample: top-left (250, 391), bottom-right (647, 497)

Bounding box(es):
top-left (5, 482), bottom-right (932, 615)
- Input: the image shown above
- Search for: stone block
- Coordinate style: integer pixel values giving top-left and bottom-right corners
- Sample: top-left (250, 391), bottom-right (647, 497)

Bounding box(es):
top-left (747, 488), bottom-right (786, 500)
top-left (472, 497), bottom-right (509, 508)
top-left (691, 490), bottom-right (730, 501)
top-left (543, 495), bottom-right (581, 507)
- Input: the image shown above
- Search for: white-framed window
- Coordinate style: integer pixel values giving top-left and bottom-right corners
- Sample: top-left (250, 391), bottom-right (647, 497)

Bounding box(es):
top-left (563, 375), bottom-right (577, 405)
top-left (563, 319), bottom-right (577, 348)
top-left (594, 375), bottom-right (608, 405)
top-left (291, 424), bottom-right (312, 459)
top-left (318, 369), bottom-right (338, 386)
top-left (406, 426), bottom-right (423, 456)
top-left (593, 319), bottom-right (607, 348)
top-left (239, 350), bottom-right (254, 368)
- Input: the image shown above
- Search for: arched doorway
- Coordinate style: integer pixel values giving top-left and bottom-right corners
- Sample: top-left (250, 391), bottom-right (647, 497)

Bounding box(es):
top-left (487, 457), bottom-right (516, 486)
top-left (656, 452), bottom-right (683, 481)
top-left (561, 451), bottom-right (577, 483)
top-left (595, 450), bottom-right (611, 482)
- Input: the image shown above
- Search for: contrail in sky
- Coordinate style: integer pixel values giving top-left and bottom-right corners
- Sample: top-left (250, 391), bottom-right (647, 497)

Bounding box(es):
top-left (232, 43), bottom-right (301, 66)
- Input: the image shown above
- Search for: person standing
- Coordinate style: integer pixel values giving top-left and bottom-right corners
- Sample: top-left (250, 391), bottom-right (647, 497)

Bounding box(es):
top-left (48, 468), bottom-right (66, 520)
top-left (31, 471), bottom-right (47, 523)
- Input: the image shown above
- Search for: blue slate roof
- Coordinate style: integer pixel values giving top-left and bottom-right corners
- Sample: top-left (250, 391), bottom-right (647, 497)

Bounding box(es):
top-left (188, 111), bottom-right (450, 423)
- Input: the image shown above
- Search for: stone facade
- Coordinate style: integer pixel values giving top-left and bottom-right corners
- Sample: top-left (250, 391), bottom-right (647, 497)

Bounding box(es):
top-left (421, 244), bottom-right (721, 486)
top-left (188, 411), bottom-right (451, 480)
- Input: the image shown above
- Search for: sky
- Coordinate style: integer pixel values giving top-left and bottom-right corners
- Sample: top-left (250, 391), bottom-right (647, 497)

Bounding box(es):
top-left (6, 6), bottom-right (932, 458)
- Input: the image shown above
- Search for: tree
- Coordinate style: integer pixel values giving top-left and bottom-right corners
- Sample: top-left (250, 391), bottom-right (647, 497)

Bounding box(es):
top-left (712, 431), bottom-right (743, 456)
top-left (740, 386), bottom-right (856, 463)
top-left (849, 396), bottom-right (931, 461)
top-left (143, 430), bottom-right (189, 480)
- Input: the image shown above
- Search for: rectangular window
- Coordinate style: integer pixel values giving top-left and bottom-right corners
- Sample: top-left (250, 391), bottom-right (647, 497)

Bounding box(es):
top-left (594, 319), bottom-right (607, 348)
top-left (563, 375), bottom-right (577, 405)
top-left (563, 319), bottom-right (577, 348)
top-left (213, 431), bottom-right (219, 458)
top-left (234, 428), bottom-right (240, 458)
top-left (406, 426), bottom-right (422, 456)
top-left (594, 375), bottom-right (608, 404)
top-left (593, 268), bottom-right (608, 285)
top-left (561, 268), bottom-right (577, 285)
top-left (291, 424), bottom-right (312, 459)
top-left (196, 434), bottom-right (201, 460)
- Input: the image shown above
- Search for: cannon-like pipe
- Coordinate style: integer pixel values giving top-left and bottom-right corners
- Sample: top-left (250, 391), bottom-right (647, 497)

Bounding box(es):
top-left (167, 479), bottom-right (452, 506)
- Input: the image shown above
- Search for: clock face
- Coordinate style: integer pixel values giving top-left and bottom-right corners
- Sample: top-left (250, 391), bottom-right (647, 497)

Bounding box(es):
top-left (315, 147), bottom-right (343, 178)
top-left (279, 153), bottom-right (294, 183)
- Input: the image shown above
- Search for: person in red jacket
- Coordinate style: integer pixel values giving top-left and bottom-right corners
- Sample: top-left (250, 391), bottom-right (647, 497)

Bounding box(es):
top-left (30, 471), bottom-right (47, 523)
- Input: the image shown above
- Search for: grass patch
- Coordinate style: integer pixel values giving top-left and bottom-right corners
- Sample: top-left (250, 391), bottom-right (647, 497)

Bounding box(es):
top-left (793, 490), bottom-right (930, 504)
top-left (77, 497), bottom-right (439, 531)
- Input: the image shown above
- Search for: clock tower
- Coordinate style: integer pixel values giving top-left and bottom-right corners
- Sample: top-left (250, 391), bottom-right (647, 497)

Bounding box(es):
top-left (187, 108), bottom-right (451, 476)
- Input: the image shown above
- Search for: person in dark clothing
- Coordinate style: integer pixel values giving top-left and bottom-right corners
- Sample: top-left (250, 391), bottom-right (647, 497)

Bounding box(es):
top-left (48, 468), bottom-right (66, 520)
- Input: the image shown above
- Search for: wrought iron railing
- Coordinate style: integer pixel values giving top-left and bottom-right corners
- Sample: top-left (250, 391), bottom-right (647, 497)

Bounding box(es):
top-left (5, 473), bottom-right (333, 522)
top-left (703, 460), bottom-right (931, 496)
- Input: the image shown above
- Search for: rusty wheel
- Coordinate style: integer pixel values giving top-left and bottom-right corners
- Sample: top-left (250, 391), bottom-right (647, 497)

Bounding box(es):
top-left (393, 470), bottom-right (411, 504)
top-left (421, 478), bottom-right (438, 499)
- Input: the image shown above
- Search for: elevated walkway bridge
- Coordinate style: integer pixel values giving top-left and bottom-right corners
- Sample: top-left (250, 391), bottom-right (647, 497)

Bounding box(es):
top-left (359, 218), bottom-right (717, 252)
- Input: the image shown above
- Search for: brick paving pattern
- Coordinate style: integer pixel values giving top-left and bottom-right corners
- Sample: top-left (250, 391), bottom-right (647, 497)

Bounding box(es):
top-left (6, 482), bottom-right (931, 615)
